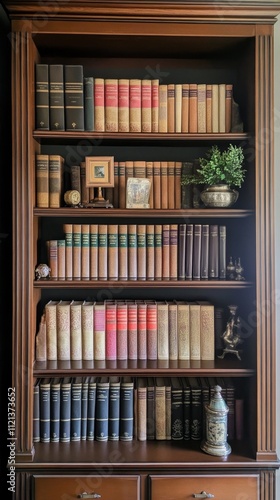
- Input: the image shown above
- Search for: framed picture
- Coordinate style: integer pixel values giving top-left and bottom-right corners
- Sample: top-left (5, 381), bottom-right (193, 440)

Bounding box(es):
top-left (85, 156), bottom-right (114, 187)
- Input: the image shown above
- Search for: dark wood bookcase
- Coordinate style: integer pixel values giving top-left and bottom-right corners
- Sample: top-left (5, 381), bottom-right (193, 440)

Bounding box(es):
top-left (3, 1), bottom-right (280, 499)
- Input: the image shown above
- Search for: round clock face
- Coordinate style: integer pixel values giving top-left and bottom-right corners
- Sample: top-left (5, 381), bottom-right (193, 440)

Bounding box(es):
top-left (64, 190), bottom-right (81, 206)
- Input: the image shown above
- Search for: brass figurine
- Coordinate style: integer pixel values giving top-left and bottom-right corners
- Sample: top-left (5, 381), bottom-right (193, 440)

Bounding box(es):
top-left (218, 304), bottom-right (243, 360)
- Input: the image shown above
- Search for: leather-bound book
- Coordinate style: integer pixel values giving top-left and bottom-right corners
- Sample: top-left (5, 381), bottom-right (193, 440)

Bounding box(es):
top-left (118, 79), bottom-right (129, 132)
top-left (137, 301), bottom-right (147, 360)
top-left (108, 376), bottom-right (120, 441)
top-left (117, 301), bottom-right (128, 360)
top-left (87, 376), bottom-right (97, 440)
top-left (176, 301), bottom-right (190, 360)
top-left (219, 225), bottom-right (227, 279)
top-left (151, 79), bottom-right (159, 132)
top-left (157, 301), bottom-right (169, 360)
top-left (105, 78), bottom-right (118, 132)
top-left (155, 225), bottom-right (163, 281)
top-left (155, 378), bottom-right (166, 440)
top-left (70, 301), bottom-right (83, 361)
top-left (57, 240), bottom-right (65, 281)
top-left (181, 378), bottom-right (191, 440)
top-left (33, 379), bottom-right (40, 443)
top-left (49, 154), bottom-right (64, 208)
top-left (146, 161), bottom-right (154, 208)
top-left (181, 83), bottom-right (189, 133)
top-left (197, 301), bottom-right (215, 361)
top-left (201, 224), bottom-right (209, 279)
top-left (178, 224), bottom-right (187, 281)
top-left (175, 84), bottom-right (182, 133)
top-left (162, 224), bottom-right (170, 280)
top-left (192, 224), bottom-right (202, 279)
top-left (128, 224), bottom-right (137, 280)
top-left (167, 83), bottom-right (175, 133)
top-left (105, 300), bottom-right (117, 361)
top-left (168, 301), bottom-right (178, 360)
top-left (60, 377), bottom-right (71, 442)
top-left (171, 377), bottom-right (183, 440)
top-left (95, 377), bottom-right (110, 441)
top-left (189, 303), bottom-right (201, 360)
top-left (137, 378), bottom-right (147, 441)
top-left (189, 83), bottom-right (198, 133)
top-left (197, 83), bottom-right (206, 133)
top-left (175, 161), bottom-right (182, 209)
top-left (70, 377), bottom-right (82, 442)
top-left (94, 302), bottom-right (106, 361)
top-left (81, 224), bottom-right (90, 281)
top-left (185, 224), bottom-right (193, 280)
top-left (225, 84), bottom-right (233, 133)
top-left (98, 225), bottom-right (108, 280)
top-left (94, 77), bottom-right (105, 132)
top-left (108, 224), bottom-right (118, 281)
top-left (118, 161), bottom-right (126, 209)
top-left (120, 377), bottom-right (134, 441)
top-left (146, 300), bottom-right (157, 360)
top-left (39, 378), bottom-right (51, 443)
top-left (209, 224), bottom-right (219, 279)
top-left (57, 300), bottom-right (71, 361)
top-left (137, 224), bottom-right (146, 280)
top-left (189, 377), bottom-right (202, 440)
top-left (35, 64), bottom-right (49, 130)
top-left (81, 377), bottom-right (89, 440)
top-left (147, 378), bottom-right (155, 440)
top-left (129, 79), bottom-right (141, 132)
top-left (84, 76), bottom-right (94, 131)
top-left (49, 64), bottom-right (65, 130)
top-left (141, 79), bottom-right (152, 132)
top-left (218, 83), bottom-right (226, 133)
top-left (73, 224), bottom-right (81, 281)
top-left (158, 84), bottom-right (168, 132)
top-left (90, 224), bottom-right (98, 281)
top-left (146, 224), bottom-right (155, 281)
top-left (45, 300), bottom-right (59, 361)
top-left (206, 84), bottom-right (212, 133)
top-left (170, 224), bottom-right (178, 280)
top-left (81, 301), bottom-right (94, 361)
top-left (212, 84), bottom-right (219, 133)
top-left (153, 161), bottom-right (161, 209)
top-left (160, 161), bottom-right (168, 209)
top-left (63, 223), bottom-right (73, 281)
top-left (167, 161), bottom-right (175, 209)
top-left (36, 154), bottom-right (49, 208)
top-left (64, 64), bottom-right (84, 131)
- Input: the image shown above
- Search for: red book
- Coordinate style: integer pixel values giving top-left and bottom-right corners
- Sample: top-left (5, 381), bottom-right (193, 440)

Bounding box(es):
top-left (137, 301), bottom-right (147, 360)
top-left (127, 301), bottom-right (138, 360)
top-left (117, 301), bottom-right (128, 360)
top-left (146, 301), bottom-right (157, 360)
top-left (118, 78), bottom-right (129, 132)
top-left (94, 78), bottom-right (105, 132)
top-left (141, 79), bottom-right (152, 132)
top-left (105, 78), bottom-right (118, 132)
top-left (129, 79), bottom-right (141, 132)
top-left (94, 303), bottom-right (106, 361)
top-left (105, 301), bottom-right (117, 361)
top-left (151, 79), bottom-right (159, 132)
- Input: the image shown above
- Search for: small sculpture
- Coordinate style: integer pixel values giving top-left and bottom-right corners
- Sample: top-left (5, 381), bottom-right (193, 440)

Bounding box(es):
top-left (201, 385), bottom-right (231, 457)
top-left (35, 263), bottom-right (51, 280)
top-left (218, 304), bottom-right (243, 360)
top-left (235, 257), bottom-right (245, 281)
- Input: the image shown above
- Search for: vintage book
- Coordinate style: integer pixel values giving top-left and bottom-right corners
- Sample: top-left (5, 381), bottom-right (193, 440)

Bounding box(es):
top-left (153, 161), bottom-right (161, 209)
top-left (170, 224), bottom-right (178, 281)
top-left (49, 64), bottom-right (65, 130)
top-left (117, 302), bottom-right (128, 360)
top-left (206, 84), bottom-right (212, 133)
top-left (212, 83), bottom-right (219, 133)
top-left (63, 223), bottom-right (73, 281)
top-left (168, 301), bottom-right (178, 360)
top-left (70, 165), bottom-right (81, 195)
top-left (81, 376), bottom-right (89, 440)
top-left (70, 301), bottom-right (82, 361)
top-left (147, 378), bottom-right (155, 440)
top-left (137, 301), bottom-right (147, 360)
top-left (175, 84), bottom-right (182, 133)
top-left (45, 300), bottom-right (58, 361)
top-left (218, 83), bottom-right (226, 133)
top-left (181, 83), bottom-right (189, 133)
top-left (57, 239), bottom-right (66, 281)
top-left (36, 154), bottom-right (49, 208)
top-left (94, 77), bottom-right (105, 132)
top-left (128, 224), bottom-right (137, 280)
top-left (98, 225), bottom-right (108, 280)
top-left (171, 377), bottom-right (183, 440)
top-left (190, 377), bottom-right (202, 440)
top-left (105, 78), bottom-right (118, 132)
top-left (137, 378), bottom-right (147, 441)
top-left (175, 161), bottom-right (182, 209)
top-left (225, 378), bottom-right (236, 440)
top-left (189, 83), bottom-right (198, 133)
top-left (87, 376), bottom-right (97, 440)
top-left (225, 83), bottom-right (233, 133)
top-left (84, 76), bottom-right (94, 131)
top-left (108, 224), bottom-right (118, 281)
top-left (146, 161), bottom-right (154, 208)
top-left (198, 301), bottom-right (215, 361)
top-left (200, 377), bottom-right (210, 438)
top-left (167, 83), bottom-right (175, 133)
top-left (64, 64), bottom-right (84, 131)
top-left (176, 301), bottom-right (190, 360)
top-left (185, 224), bottom-right (194, 280)
top-left (94, 302), bottom-right (106, 360)
top-left (133, 160), bottom-right (146, 179)
top-left (33, 379), bottom-right (40, 443)
top-left (48, 239), bottom-right (58, 279)
top-left (193, 224), bottom-right (202, 279)
top-left (118, 161), bottom-right (126, 209)
top-left (167, 161), bottom-right (175, 209)
top-left (201, 224), bottom-right (209, 279)
top-left (108, 376), bottom-right (120, 441)
top-left (120, 377), bottom-right (134, 441)
top-left (197, 83), bottom-right (206, 133)
top-left (95, 377), bottom-right (110, 441)
top-left (57, 300), bottom-right (71, 360)
top-left (155, 378), bottom-right (166, 440)
top-left (80, 162), bottom-right (90, 205)
top-left (81, 224), bottom-right (90, 280)
top-left (127, 301), bottom-right (138, 360)
top-left (160, 161), bottom-right (168, 209)
top-left (146, 300), bottom-right (157, 360)
top-left (105, 301), bottom-right (117, 361)
top-left (151, 79), bottom-right (159, 132)
top-left (158, 84), bottom-right (168, 133)
top-left (178, 224), bottom-right (186, 281)
top-left (118, 78), bottom-right (129, 132)
top-left (189, 303), bottom-right (201, 360)
top-left (90, 223), bottom-right (98, 281)
top-left (137, 224), bottom-right (146, 280)
top-left (141, 79), bottom-right (152, 132)
top-left (81, 301), bottom-right (94, 360)
top-left (165, 378), bottom-right (172, 440)
top-left (113, 161), bottom-right (119, 208)
top-left (181, 161), bottom-right (193, 209)
top-left (73, 224), bottom-right (81, 280)
top-left (146, 224), bottom-right (155, 281)
top-left (157, 301), bottom-right (169, 360)
top-left (129, 79), bottom-right (141, 132)
top-left (70, 377), bottom-right (82, 441)
top-left (36, 314), bottom-right (47, 362)
top-left (35, 64), bottom-right (49, 130)
top-left (214, 306), bottom-right (224, 355)
top-left (162, 224), bottom-right (170, 281)
top-left (181, 378), bottom-right (191, 440)
top-left (219, 225), bottom-right (227, 279)
top-left (39, 378), bottom-right (51, 443)
top-left (49, 154), bottom-right (64, 208)
top-left (155, 224), bottom-right (163, 281)
top-left (60, 377), bottom-right (71, 443)
top-left (209, 224), bottom-right (219, 279)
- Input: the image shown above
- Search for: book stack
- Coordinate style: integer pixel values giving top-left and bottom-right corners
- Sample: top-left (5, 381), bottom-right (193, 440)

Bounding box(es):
top-left (35, 154), bottom-right (64, 208)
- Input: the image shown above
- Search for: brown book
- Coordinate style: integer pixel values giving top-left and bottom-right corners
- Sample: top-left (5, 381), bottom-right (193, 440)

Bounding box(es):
top-left (63, 223), bottom-right (73, 281)
top-left (49, 154), bottom-right (64, 208)
top-left (36, 154), bottom-right (49, 208)
top-left (168, 301), bottom-right (178, 360)
top-left (118, 78), bottom-right (129, 132)
top-left (81, 301), bottom-right (94, 360)
top-left (193, 224), bottom-right (202, 279)
top-left (189, 83), bottom-right (198, 133)
top-left (98, 225), bottom-right (108, 280)
top-left (133, 160), bottom-right (146, 179)
top-left (73, 224), bottom-right (81, 280)
top-left (167, 83), bottom-right (175, 133)
top-left (225, 84), bottom-right (233, 133)
top-left (175, 84), bottom-right (182, 133)
top-left (81, 224), bottom-right (90, 281)
top-left (137, 378), bottom-right (147, 441)
top-left (165, 378), bottom-right (172, 440)
top-left (70, 165), bottom-right (81, 194)
top-left (113, 161), bottom-right (119, 208)
top-left (197, 83), bottom-right (206, 133)
top-left (151, 79), bottom-right (159, 132)
top-left (137, 300), bottom-right (147, 360)
top-left (128, 224), bottom-right (137, 280)
top-left (90, 224), bottom-right (98, 280)
top-left (185, 223), bottom-right (193, 280)
top-left (154, 225), bottom-right (163, 281)
top-left (118, 224), bottom-right (128, 280)
top-left (129, 79), bottom-right (141, 132)
top-left (160, 161), bottom-right (168, 209)
top-left (157, 301), bottom-right (169, 360)
top-left (137, 224), bottom-right (146, 280)
top-left (45, 300), bottom-right (59, 360)
top-left (206, 84), bottom-right (212, 133)
top-left (170, 224), bottom-right (178, 280)
top-left (105, 78), bottom-right (118, 132)
top-left (141, 79), bottom-right (152, 132)
top-left (70, 300), bottom-right (83, 360)
top-left (127, 301), bottom-right (138, 360)
top-left (189, 303), bottom-right (201, 360)
top-left (181, 83), bottom-right (189, 133)
top-left (155, 378), bottom-right (166, 439)
top-left (153, 161), bottom-right (161, 209)
top-left (175, 161), bottom-right (182, 209)
top-left (197, 301), bottom-right (215, 360)
top-left (146, 161), bottom-right (154, 208)
top-left (167, 161), bottom-right (175, 209)
top-left (94, 77), bottom-right (105, 132)
top-left (218, 83), bottom-right (226, 133)
top-left (158, 84), bottom-right (168, 132)
top-left (146, 300), bottom-right (157, 360)
top-left (125, 160), bottom-right (134, 198)
top-left (57, 300), bottom-right (71, 360)
top-left (176, 301), bottom-right (190, 360)
top-left (178, 224), bottom-right (186, 280)
top-left (162, 224), bottom-right (170, 280)
top-left (57, 240), bottom-right (66, 281)
top-left (108, 224), bottom-right (118, 281)
top-left (48, 240), bottom-right (58, 280)
top-left (118, 161), bottom-right (126, 209)
top-left (146, 225), bottom-right (155, 281)
top-left (212, 84), bottom-right (219, 133)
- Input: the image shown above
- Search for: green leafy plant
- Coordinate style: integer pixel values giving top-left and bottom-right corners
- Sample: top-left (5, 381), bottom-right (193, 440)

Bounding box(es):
top-left (181, 144), bottom-right (246, 188)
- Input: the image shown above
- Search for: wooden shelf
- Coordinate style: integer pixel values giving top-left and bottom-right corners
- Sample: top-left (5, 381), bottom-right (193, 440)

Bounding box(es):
top-left (34, 208), bottom-right (254, 218)
top-left (34, 279), bottom-right (253, 289)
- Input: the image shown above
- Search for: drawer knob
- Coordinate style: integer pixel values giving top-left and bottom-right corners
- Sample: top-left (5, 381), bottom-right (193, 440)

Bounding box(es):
top-left (193, 492), bottom-right (214, 499)
top-left (78, 493), bottom-right (102, 499)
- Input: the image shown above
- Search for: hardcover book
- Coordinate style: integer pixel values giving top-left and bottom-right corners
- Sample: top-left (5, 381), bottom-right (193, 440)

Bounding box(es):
top-left (36, 154), bottom-right (49, 208)
top-left (118, 79), bottom-right (129, 132)
top-left (171, 377), bottom-right (183, 440)
top-left (108, 376), bottom-right (120, 441)
top-left (95, 377), bottom-right (110, 441)
top-left (84, 76), bottom-right (94, 131)
top-left (70, 301), bottom-right (83, 361)
top-left (39, 378), bottom-right (51, 443)
top-left (49, 64), bottom-right (65, 130)
top-left (70, 377), bottom-right (82, 441)
top-left (105, 78), bottom-right (118, 132)
top-left (60, 378), bottom-right (71, 442)
top-left (35, 64), bottom-right (49, 130)
top-left (64, 64), bottom-right (84, 131)
top-left (120, 377), bottom-right (134, 441)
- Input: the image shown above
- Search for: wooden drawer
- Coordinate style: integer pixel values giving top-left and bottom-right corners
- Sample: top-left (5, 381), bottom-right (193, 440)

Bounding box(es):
top-left (150, 475), bottom-right (259, 500)
top-left (33, 475), bottom-right (140, 500)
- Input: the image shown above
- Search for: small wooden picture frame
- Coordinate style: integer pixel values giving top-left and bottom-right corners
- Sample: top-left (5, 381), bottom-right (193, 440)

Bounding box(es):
top-left (85, 156), bottom-right (114, 187)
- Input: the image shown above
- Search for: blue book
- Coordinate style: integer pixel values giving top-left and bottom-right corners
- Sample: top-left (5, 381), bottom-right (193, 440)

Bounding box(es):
top-left (108, 377), bottom-right (120, 441)
top-left (95, 377), bottom-right (109, 441)
top-left (71, 377), bottom-right (83, 441)
top-left (87, 376), bottom-right (97, 441)
top-left (33, 379), bottom-right (40, 443)
top-left (120, 377), bottom-right (134, 441)
top-left (81, 377), bottom-right (89, 441)
top-left (50, 378), bottom-right (61, 442)
top-left (60, 377), bottom-right (71, 443)
top-left (39, 378), bottom-right (51, 443)
top-left (84, 76), bottom-right (94, 131)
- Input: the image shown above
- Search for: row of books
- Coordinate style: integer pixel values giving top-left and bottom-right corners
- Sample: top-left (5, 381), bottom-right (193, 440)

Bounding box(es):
top-left (35, 64), bottom-right (236, 134)
top-left (36, 299), bottom-right (215, 363)
top-left (33, 376), bottom-right (243, 444)
top-left (46, 223), bottom-right (227, 281)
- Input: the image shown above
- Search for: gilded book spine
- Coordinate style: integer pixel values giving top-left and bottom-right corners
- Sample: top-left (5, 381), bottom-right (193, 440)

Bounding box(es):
top-left (81, 301), bottom-right (94, 360)
top-left (45, 300), bottom-right (58, 360)
top-left (63, 223), bottom-right (73, 281)
top-left (70, 301), bottom-right (83, 360)
top-left (141, 79), bottom-right (152, 132)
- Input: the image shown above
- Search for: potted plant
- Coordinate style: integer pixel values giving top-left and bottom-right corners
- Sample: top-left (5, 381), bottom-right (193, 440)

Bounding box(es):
top-left (181, 144), bottom-right (246, 207)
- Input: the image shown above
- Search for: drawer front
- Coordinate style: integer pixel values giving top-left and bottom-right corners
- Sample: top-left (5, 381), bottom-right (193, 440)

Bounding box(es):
top-left (150, 475), bottom-right (259, 500)
top-left (33, 475), bottom-right (140, 500)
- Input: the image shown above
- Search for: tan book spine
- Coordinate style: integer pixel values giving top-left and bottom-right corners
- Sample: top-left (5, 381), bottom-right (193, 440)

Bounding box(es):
top-left (133, 160), bottom-right (146, 179)
top-left (155, 378), bottom-right (166, 439)
top-left (175, 161), bottom-right (182, 209)
top-left (128, 224), bottom-right (137, 280)
top-left (81, 301), bottom-right (94, 360)
top-left (181, 83), bottom-right (189, 133)
top-left (167, 161), bottom-right (175, 209)
top-left (151, 79), bottom-right (159, 132)
top-left (170, 224), bottom-right (178, 280)
top-left (137, 224), bottom-right (146, 280)
top-left (94, 302), bottom-right (106, 360)
top-left (35, 313), bottom-right (47, 361)
top-left (225, 83), bottom-right (233, 133)
top-left (36, 154), bottom-right (49, 208)
top-left (141, 79), bottom-right (152, 132)
top-left (146, 224), bottom-right (155, 281)
top-left (154, 225), bottom-right (162, 281)
top-left (108, 224), bottom-right (118, 281)
top-left (129, 79), bottom-right (141, 132)
top-left (197, 83), bottom-right (206, 133)
top-left (94, 77), bottom-right (105, 132)
top-left (70, 300), bottom-right (83, 360)
top-left (146, 161), bottom-right (154, 208)
top-left (165, 380), bottom-right (171, 440)
top-left (168, 301), bottom-right (178, 360)
top-left (49, 154), bottom-right (64, 208)
top-left (45, 300), bottom-right (59, 360)
top-left (206, 84), bottom-right (212, 133)
top-left (157, 302), bottom-right (169, 360)
top-left (98, 225), bottom-right (108, 280)
top-left (57, 300), bottom-right (71, 360)
top-left (218, 83), bottom-right (226, 133)
top-left (118, 161), bottom-right (126, 209)
top-left (105, 78), bottom-right (118, 132)
top-left (81, 224), bottom-right (90, 280)
top-left (48, 239), bottom-right (58, 280)
top-left (80, 161), bottom-right (90, 205)
top-left (212, 84), bottom-right (219, 133)
top-left (153, 161), bottom-right (161, 209)
top-left (189, 303), bottom-right (201, 360)
top-left (118, 78), bottom-right (129, 132)
top-left (158, 84), bottom-right (167, 133)
top-left (90, 224), bottom-right (98, 280)
top-left (137, 379), bottom-right (147, 441)
top-left (73, 224), bottom-right (81, 280)
top-left (176, 301), bottom-right (190, 360)
top-left (57, 239), bottom-right (66, 280)
top-left (119, 224), bottom-right (128, 280)
top-left (167, 83), bottom-right (175, 133)
top-left (175, 84), bottom-right (182, 133)
top-left (160, 161), bottom-right (168, 209)
top-left (189, 83), bottom-right (198, 133)
top-left (198, 301), bottom-right (215, 361)
top-left (125, 160), bottom-right (134, 208)
top-left (113, 161), bottom-right (119, 208)
top-left (63, 223), bottom-right (73, 281)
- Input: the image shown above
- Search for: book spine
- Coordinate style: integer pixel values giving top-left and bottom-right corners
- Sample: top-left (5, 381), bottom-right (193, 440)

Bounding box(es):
top-left (209, 224), bottom-right (219, 279)
top-left (151, 79), bottom-right (159, 132)
top-left (70, 165), bottom-right (81, 194)
top-left (117, 302), bottom-right (128, 360)
top-left (154, 225), bottom-right (163, 281)
top-left (113, 161), bottom-right (119, 208)
top-left (160, 161), bottom-right (168, 209)
top-left (39, 379), bottom-right (50, 443)
top-left (118, 161), bottom-right (126, 209)
top-left (137, 302), bottom-right (147, 360)
top-left (48, 240), bottom-right (58, 280)
top-left (167, 83), bottom-right (175, 133)
top-left (129, 79), bottom-right (141, 132)
top-left (133, 160), bottom-right (146, 179)
top-left (200, 304), bottom-right (215, 361)
top-left (147, 382), bottom-right (155, 440)
top-left (218, 83), bottom-right (226, 133)
top-left (57, 240), bottom-right (66, 281)
top-left (206, 84), bottom-right (212, 133)
top-left (118, 79), bottom-right (129, 132)
top-left (94, 78), bottom-right (105, 132)
top-left (49, 64), bottom-right (65, 130)
top-left (95, 380), bottom-right (109, 441)
top-left (212, 84), bottom-right (219, 133)
top-left (49, 155), bottom-right (63, 208)
top-left (84, 76), bottom-right (94, 131)
top-left (137, 224), bottom-right (146, 280)
top-left (185, 224), bottom-right (194, 279)
top-left (165, 382), bottom-right (171, 440)
top-left (36, 154), bottom-right (49, 208)
top-left (98, 225), bottom-right (108, 280)
top-left (175, 84), bottom-right (182, 133)
top-left (35, 64), bottom-right (49, 130)
top-left (201, 224), bottom-right (209, 279)
top-left (157, 302), bottom-right (169, 360)
top-left (128, 224), bottom-right (137, 280)
top-left (170, 224), bottom-right (178, 281)
top-left (181, 162), bottom-right (193, 209)
top-left (60, 379), bottom-right (71, 442)
top-left (181, 83), bottom-right (189, 133)
top-left (189, 304), bottom-right (201, 360)
top-left (153, 161), bottom-right (161, 209)
top-left (81, 378), bottom-right (89, 440)
top-left (80, 161), bottom-right (89, 205)
top-left (155, 382), bottom-right (166, 439)
top-left (177, 302), bottom-right (190, 360)
top-left (141, 79), bottom-right (152, 132)
top-left (35, 314), bottom-right (47, 362)
top-left (90, 224), bottom-right (98, 280)
top-left (81, 302), bottom-right (94, 360)
top-left (106, 302), bottom-right (117, 361)
top-left (178, 224), bottom-right (186, 280)
top-left (162, 224), bottom-right (170, 281)
top-left (146, 301), bottom-right (157, 360)
top-left (45, 301), bottom-right (58, 360)
top-left (94, 304), bottom-right (106, 360)
top-left (168, 302), bottom-right (178, 360)
top-left (127, 302), bottom-right (138, 360)
top-left (158, 84), bottom-right (168, 132)
top-left (81, 224), bottom-right (90, 280)
top-left (73, 224), bottom-right (81, 280)
top-left (64, 64), bottom-right (84, 131)
top-left (108, 224), bottom-right (118, 281)
top-left (87, 378), bottom-right (97, 440)
top-left (175, 161), bottom-right (182, 209)
top-left (71, 378), bottom-right (82, 441)
top-left (189, 83), bottom-right (198, 133)
top-left (182, 381), bottom-right (191, 440)
top-left (197, 83), bottom-right (206, 133)
top-left (120, 380), bottom-right (134, 441)
top-left (33, 381), bottom-right (40, 442)
top-left (105, 78), bottom-right (118, 132)
top-left (137, 382), bottom-right (147, 441)
top-left (167, 161), bottom-right (175, 209)
top-left (146, 224), bottom-right (155, 281)
top-left (57, 301), bottom-right (71, 360)
top-left (109, 379), bottom-right (120, 441)
top-left (225, 84), bottom-right (233, 133)
top-left (192, 224), bottom-right (202, 279)
top-left (146, 161), bottom-right (154, 208)
top-left (190, 381), bottom-right (202, 440)
top-left (171, 384), bottom-right (183, 440)
top-left (118, 224), bottom-right (128, 281)
top-left (70, 301), bottom-right (82, 360)
top-left (219, 225), bottom-right (227, 279)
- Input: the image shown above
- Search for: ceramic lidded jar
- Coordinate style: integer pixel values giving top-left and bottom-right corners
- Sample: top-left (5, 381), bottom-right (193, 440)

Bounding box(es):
top-left (201, 385), bottom-right (231, 457)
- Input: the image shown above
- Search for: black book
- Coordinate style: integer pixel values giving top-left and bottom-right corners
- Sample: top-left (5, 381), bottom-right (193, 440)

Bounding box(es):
top-left (60, 377), bottom-right (71, 443)
top-left (181, 161), bottom-right (193, 208)
top-left (49, 64), bottom-right (65, 130)
top-left (219, 225), bottom-right (227, 279)
top-left (120, 377), bottom-right (134, 441)
top-left (201, 224), bottom-right (209, 279)
top-left (71, 377), bottom-right (83, 442)
top-left (33, 379), bottom-right (40, 443)
top-left (192, 224), bottom-right (202, 279)
top-left (95, 377), bottom-right (110, 441)
top-left (64, 64), bottom-right (85, 131)
top-left (214, 306), bottom-right (224, 355)
top-left (185, 224), bottom-right (193, 280)
top-left (189, 377), bottom-right (202, 441)
top-left (108, 377), bottom-right (120, 441)
top-left (181, 378), bottom-right (191, 440)
top-left (178, 224), bottom-right (186, 281)
top-left (87, 376), bottom-right (97, 441)
top-left (209, 224), bottom-right (219, 279)
top-left (39, 378), bottom-right (51, 443)
top-left (84, 76), bottom-right (94, 131)
top-left (50, 378), bottom-right (61, 443)
top-left (81, 377), bottom-right (89, 441)
top-left (35, 64), bottom-right (49, 130)
top-left (170, 377), bottom-right (184, 440)
top-left (199, 377), bottom-right (210, 439)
